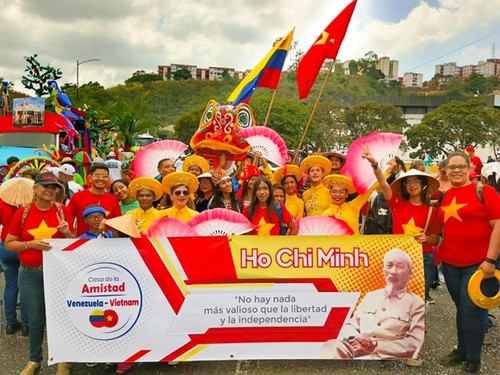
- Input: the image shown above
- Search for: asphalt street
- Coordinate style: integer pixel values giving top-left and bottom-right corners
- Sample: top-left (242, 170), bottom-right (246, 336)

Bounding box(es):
top-left (1, 276), bottom-right (499, 375)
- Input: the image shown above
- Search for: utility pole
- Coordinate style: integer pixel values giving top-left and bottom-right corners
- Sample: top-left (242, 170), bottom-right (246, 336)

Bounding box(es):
top-left (76, 59), bottom-right (101, 98)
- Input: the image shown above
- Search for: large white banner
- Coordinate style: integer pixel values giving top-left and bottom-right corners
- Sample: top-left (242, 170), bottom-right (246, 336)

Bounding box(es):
top-left (44, 235), bottom-right (424, 364)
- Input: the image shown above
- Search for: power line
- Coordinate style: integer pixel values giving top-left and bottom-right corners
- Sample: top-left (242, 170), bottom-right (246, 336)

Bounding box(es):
top-left (403, 29), bottom-right (499, 72)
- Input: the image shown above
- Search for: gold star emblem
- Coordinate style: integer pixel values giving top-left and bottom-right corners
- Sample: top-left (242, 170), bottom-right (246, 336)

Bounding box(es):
top-left (441, 197), bottom-right (468, 222)
top-left (402, 217), bottom-right (423, 235)
top-left (256, 217), bottom-right (275, 236)
top-left (27, 220), bottom-right (58, 240)
top-left (314, 31), bottom-right (335, 46)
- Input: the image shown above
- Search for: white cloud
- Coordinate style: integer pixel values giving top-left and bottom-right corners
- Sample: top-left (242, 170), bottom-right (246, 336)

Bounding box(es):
top-left (1, 0), bottom-right (498, 93)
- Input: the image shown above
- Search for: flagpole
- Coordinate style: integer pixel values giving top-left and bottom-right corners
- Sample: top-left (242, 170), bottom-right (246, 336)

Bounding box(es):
top-left (292, 60), bottom-right (335, 164)
top-left (262, 90), bottom-right (277, 127)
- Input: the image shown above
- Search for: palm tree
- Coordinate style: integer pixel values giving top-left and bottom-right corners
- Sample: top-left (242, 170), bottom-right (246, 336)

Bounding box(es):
top-left (106, 92), bottom-right (158, 150)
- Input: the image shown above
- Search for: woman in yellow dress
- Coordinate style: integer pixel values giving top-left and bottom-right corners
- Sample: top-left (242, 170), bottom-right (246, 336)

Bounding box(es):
top-left (126, 177), bottom-right (165, 233)
top-left (161, 171), bottom-right (199, 221)
top-left (321, 174), bottom-right (375, 234)
top-left (300, 155), bottom-right (332, 216)
top-left (273, 164), bottom-right (305, 219)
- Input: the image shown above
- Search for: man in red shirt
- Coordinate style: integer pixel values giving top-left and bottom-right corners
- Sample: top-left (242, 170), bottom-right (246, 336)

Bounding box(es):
top-left (68, 163), bottom-right (122, 236)
top-left (465, 146), bottom-right (483, 176)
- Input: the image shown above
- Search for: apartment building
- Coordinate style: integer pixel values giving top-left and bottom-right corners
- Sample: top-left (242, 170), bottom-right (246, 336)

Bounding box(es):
top-left (402, 72), bottom-right (423, 88)
top-left (158, 64), bottom-right (246, 81)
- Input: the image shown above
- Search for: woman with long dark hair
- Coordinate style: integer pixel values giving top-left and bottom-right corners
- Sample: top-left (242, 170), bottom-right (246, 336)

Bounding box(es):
top-left (243, 177), bottom-right (297, 236)
top-left (209, 169), bottom-right (242, 213)
top-left (195, 172), bottom-right (215, 212)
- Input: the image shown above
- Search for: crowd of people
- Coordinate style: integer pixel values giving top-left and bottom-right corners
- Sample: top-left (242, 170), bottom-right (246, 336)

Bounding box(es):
top-left (0, 143), bottom-right (499, 375)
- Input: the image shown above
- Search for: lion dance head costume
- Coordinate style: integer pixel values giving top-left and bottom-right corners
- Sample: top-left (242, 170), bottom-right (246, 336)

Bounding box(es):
top-left (190, 99), bottom-right (255, 168)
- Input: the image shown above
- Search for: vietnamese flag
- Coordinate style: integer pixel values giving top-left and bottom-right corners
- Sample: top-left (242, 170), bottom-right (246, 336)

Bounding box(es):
top-left (297, 0), bottom-right (357, 99)
top-left (104, 309), bottom-right (119, 328)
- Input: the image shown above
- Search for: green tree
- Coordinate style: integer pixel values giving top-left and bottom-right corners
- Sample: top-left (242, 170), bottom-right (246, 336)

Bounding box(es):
top-left (174, 106), bottom-right (204, 144)
top-left (348, 60), bottom-right (358, 75)
top-left (465, 73), bottom-right (491, 95)
top-left (343, 101), bottom-right (407, 140)
top-left (106, 92), bottom-right (158, 150)
top-left (248, 96), bottom-right (311, 150)
top-left (173, 68), bottom-right (193, 81)
top-left (125, 70), bottom-right (162, 84)
top-left (286, 40), bottom-right (303, 82)
top-left (405, 100), bottom-right (499, 158)
top-left (357, 51), bottom-right (384, 79)
top-left (308, 102), bottom-right (351, 151)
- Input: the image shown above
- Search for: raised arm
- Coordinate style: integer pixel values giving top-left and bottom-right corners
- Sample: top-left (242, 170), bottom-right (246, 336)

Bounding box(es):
top-left (361, 145), bottom-right (393, 202)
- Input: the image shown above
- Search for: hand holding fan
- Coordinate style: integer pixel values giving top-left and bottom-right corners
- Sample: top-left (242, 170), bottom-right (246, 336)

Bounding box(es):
top-left (341, 132), bottom-right (403, 194)
top-left (146, 217), bottom-right (198, 238)
top-left (132, 140), bottom-right (188, 177)
top-left (296, 216), bottom-right (354, 236)
top-left (188, 208), bottom-right (255, 236)
top-left (240, 126), bottom-right (288, 167)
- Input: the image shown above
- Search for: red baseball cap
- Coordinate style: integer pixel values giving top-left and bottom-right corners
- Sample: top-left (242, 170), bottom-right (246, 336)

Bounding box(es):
top-left (465, 146), bottom-right (475, 152)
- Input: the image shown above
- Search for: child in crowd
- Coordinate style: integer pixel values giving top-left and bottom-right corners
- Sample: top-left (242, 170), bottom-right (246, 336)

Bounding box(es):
top-left (79, 205), bottom-right (113, 239)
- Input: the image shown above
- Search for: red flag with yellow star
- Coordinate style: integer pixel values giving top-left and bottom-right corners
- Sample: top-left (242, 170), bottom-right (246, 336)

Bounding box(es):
top-left (297, 0), bottom-right (357, 99)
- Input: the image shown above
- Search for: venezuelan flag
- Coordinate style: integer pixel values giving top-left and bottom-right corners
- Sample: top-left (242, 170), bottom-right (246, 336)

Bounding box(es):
top-left (89, 310), bottom-right (105, 328)
top-left (227, 28), bottom-right (294, 105)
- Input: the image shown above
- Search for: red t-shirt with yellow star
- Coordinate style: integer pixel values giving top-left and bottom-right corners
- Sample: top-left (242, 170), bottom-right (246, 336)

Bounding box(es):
top-left (243, 203), bottom-right (292, 236)
top-left (389, 194), bottom-right (440, 253)
top-left (8, 203), bottom-right (73, 268)
top-left (438, 183), bottom-right (500, 266)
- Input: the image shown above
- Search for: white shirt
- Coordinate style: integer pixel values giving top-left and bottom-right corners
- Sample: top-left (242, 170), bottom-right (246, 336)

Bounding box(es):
top-left (105, 159), bottom-right (122, 182)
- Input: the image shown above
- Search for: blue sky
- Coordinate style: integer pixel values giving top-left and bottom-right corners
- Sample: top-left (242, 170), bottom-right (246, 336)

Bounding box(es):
top-left (0, 0), bottom-right (498, 93)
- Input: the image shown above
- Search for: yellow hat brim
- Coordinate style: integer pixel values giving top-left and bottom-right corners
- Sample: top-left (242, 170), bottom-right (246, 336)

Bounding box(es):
top-left (323, 174), bottom-right (356, 194)
top-left (182, 155), bottom-right (210, 174)
top-left (162, 171), bottom-right (199, 195)
top-left (468, 269), bottom-right (500, 310)
top-left (274, 165), bottom-right (302, 185)
top-left (128, 177), bottom-right (164, 200)
top-left (300, 155), bottom-right (331, 175)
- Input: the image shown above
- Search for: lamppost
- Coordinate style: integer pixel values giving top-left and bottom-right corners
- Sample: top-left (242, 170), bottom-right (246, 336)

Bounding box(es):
top-left (76, 58), bottom-right (101, 98)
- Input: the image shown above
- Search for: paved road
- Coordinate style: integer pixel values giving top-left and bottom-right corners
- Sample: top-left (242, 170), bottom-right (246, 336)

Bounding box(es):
top-left (1, 276), bottom-right (498, 375)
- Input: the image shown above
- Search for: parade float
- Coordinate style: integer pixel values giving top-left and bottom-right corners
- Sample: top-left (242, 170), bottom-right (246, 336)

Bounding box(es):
top-left (0, 56), bottom-right (109, 180)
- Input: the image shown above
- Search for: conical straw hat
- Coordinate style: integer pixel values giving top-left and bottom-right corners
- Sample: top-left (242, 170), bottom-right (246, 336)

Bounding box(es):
top-left (0, 177), bottom-right (34, 207)
top-left (106, 215), bottom-right (140, 238)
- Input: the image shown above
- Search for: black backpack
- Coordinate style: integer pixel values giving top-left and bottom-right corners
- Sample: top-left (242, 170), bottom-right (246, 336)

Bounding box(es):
top-left (363, 191), bottom-right (393, 235)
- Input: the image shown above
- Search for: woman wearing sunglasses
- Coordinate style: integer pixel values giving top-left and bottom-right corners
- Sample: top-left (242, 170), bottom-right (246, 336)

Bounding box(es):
top-left (161, 171), bottom-right (200, 221)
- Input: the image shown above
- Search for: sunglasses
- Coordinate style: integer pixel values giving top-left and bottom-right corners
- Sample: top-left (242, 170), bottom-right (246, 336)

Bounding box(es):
top-left (173, 190), bottom-right (189, 196)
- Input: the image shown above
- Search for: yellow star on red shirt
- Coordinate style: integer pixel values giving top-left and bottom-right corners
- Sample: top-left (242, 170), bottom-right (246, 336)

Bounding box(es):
top-left (441, 197), bottom-right (468, 223)
top-left (27, 220), bottom-right (58, 240)
top-left (402, 217), bottom-right (423, 235)
top-left (256, 217), bottom-right (275, 236)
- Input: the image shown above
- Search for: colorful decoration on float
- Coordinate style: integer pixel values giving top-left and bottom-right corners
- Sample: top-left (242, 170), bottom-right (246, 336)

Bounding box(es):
top-left (1, 81), bottom-right (11, 116)
top-left (21, 54), bottom-right (63, 97)
top-left (5, 157), bottom-right (61, 180)
top-left (190, 100), bottom-right (255, 168)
